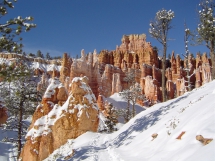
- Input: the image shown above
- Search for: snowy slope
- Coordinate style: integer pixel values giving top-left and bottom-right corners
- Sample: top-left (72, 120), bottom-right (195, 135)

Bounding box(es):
top-left (104, 93), bottom-right (146, 113)
top-left (45, 80), bottom-right (215, 161)
top-left (104, 93), bottom-right (146, 123)
top-left (0, 117), bottom-right (32, 161)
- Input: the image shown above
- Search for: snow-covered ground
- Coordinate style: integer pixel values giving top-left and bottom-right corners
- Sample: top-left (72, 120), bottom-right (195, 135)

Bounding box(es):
top-left (104, 93), bottom-right (146, 123)
top-left (104, 93), bottom-right (146, 112)
top-left (0, 117), bottom-right (32, 161)
top-left (0, 58), bottom-right (61, 73)
top-left (1, 80), bottom-right (215, 161)
top-left (31, 62), bottom-right (61, 72)
top-left (45, 80), bottom-right (215, 161)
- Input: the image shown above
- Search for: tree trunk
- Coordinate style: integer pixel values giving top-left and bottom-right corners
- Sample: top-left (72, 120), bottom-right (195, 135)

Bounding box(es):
top-left (132, 102), bottom-right (135, 118)
top-left (162, 43), bottom-right (167, 102)
top-left (17, 100), bottom-right (23, 159)
top-left (126, 100), bottom-right (130, 123)
top-left (210, 41), bottom-right (215, 80)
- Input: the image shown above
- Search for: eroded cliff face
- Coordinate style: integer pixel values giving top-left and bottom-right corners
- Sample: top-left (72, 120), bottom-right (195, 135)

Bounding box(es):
top-left (1, 34), bottom-right (213, 106)
top-left (20, 76), bottom-right (100, 161)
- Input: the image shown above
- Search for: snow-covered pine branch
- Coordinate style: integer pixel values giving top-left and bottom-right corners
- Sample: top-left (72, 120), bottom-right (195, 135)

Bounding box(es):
top-left (196, 0), bottom-right (215, 79)
top-left (0, 0), bottom-right (36, 53)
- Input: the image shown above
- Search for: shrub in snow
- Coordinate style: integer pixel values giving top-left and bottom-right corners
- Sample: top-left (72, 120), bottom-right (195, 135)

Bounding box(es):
top-left (165, 116), bottom-right (180, 135)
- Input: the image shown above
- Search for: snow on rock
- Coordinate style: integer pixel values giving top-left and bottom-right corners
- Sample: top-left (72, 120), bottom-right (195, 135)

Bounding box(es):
top-left (47, 63), bottom-right (61, 72)
top-left (31, 62), bottom-right (47, 72)
top-left (45, 80), bottom-right (215, 161)
top-left (20, 76), bottom-right (101, 161)
top-left (43, 78), bottom-right (61, 98)
top-left (0, 58), bottom-right (12, 65)
top-left (30, 61), bottom-right (61, 73)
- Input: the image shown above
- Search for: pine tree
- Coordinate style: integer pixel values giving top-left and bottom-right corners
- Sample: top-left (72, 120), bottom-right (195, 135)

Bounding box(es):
top-left (0, 0), bottom-right (36, 53)
top-left (196, 0), bottom-right (215, 79)
top-left (0, 62), bottom-right (41, 159)
top-left (103, 103), bottom-right (118, 133)
top-left (28, 53), bottom-right (35, 57)
top-left (119, 89), bottom-right (132, 123)
top-left (46, 52), bottom-right (51, 60)
top-left (149, 9), bottom-right (174, 102)
top-left (119, 70), bottom-right (136, 122)
top-left (36, 50), bottom-right (43, 58)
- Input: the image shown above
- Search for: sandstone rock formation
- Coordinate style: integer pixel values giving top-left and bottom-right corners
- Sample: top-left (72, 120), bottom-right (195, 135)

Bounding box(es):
top-left (140, 76), bottom-right (161, 104)
top-left (0, 34), bottom-right (213, 105)
top-left (20, 77), bottom-right (100, 161)
top-left (111, 73), bottom-right (122, 95)
top-left (65, 34), bottom-right (212, 104)
top-left (59, 53), bottom-right (72, 85)
top-left (37, 73), bottom-right (49, 93)
top-left (97, 95), bottom-right (105, 111)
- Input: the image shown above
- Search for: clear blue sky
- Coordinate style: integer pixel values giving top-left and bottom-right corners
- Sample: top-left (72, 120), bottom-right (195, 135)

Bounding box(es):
top-left (6, 0), bottom-right (209, 58)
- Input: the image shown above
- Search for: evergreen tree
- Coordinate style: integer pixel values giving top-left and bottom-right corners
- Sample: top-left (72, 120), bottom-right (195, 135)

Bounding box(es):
top-left (119, 70), bottom-right (136, 122)
top-left (53, 56), bottom-right (61, 59)
top-left (103, 103), bottom-right (118, 133)
top-left (46, 52), bottom-right (51, 60)
top-left (196, 0), bottom-right (215, 79)
top-left (149, 9), bottom-right (174, 102)
top-left (36, 50), bottom-right (43, 58)
top-left (0, 0), bottom-right (36, 53)
top-left (119, 89), bottom-right (132, 123)
top-left (0, 62), bottom-right (41, 159)
top-left (28, 53), bottom-right (35, 57)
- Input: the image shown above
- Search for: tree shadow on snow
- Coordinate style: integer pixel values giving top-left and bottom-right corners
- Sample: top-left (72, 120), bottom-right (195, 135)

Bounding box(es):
top-left (70, 94), bottom-right (190, 160)
top-left (107, 94), bottom-right (190, 147)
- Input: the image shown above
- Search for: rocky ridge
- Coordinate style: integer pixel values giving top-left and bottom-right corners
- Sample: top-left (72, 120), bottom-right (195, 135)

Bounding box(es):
top-left (20, 76), bottom-right (100, 161)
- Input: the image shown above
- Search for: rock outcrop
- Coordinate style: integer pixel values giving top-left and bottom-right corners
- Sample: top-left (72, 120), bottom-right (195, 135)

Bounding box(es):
top-left (196, 135), bottom-right (213, 145)
top-left (0, 34), bottom-right (213, 105)
top-left (20, 77), bottom-right (100, 161)
top-left (140, 76), bottom-right (161, 104)
top-left (59, 53), bottom-right (72, 85)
